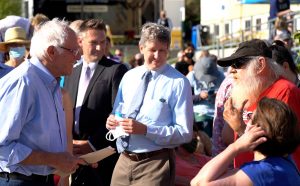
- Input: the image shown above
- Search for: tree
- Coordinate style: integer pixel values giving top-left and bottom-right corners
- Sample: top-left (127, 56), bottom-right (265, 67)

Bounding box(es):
top-left (0, 0), bottom-right (22, 19)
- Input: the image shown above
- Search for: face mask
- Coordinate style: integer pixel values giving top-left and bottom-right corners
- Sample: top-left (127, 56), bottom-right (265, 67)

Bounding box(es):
top-left (9, 46), bottom-right (26, 59)
top-left (185, 52), bottom-right (194, 59)
top-left (181, 138), bottom-right (198, 153)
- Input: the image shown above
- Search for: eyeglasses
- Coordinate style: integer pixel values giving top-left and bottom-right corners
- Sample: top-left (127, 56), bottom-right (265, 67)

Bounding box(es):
top-left (58, 46), bottom-right (80, 57)
top-left (231, 57), bottom-right (252, 69)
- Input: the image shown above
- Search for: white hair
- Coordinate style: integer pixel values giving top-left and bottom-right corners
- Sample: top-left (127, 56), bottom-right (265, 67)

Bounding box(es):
top-left (230, 56), bottom-right (284, 108)
top-left (30, 18), bottom-right (70, 59)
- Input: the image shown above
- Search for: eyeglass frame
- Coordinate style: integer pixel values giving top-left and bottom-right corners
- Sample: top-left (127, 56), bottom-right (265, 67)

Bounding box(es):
top-left (58, 46), bottom-right (80, 57)
top-left (231, 56), bottom-right (257, 69)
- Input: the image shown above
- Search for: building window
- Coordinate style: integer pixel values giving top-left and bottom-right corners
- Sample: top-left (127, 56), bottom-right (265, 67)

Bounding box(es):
top-left (214, 25), bottom-right (219, 36)
top-left (225, 23), bottom-right (229, 35)
top-left (245, 20), bottom-right (251, 31)
top-left (256, 18), bottom-right (261, 31)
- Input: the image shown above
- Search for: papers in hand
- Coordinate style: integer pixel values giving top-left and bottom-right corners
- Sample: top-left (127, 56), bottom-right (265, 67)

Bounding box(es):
top-left (79, 146), bottom-right (116, 164)
top-left (54, 146), bottom-right (116, 177)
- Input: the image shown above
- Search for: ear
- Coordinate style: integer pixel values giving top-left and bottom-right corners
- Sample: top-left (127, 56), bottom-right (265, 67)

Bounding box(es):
top-left (256, 57), bottom-right (266, 74)
top-left (282, 61), bottom-right (290, 70)
top-left (46, 45), bottom-right (56, 60)
top-left (139, 44), bottom-right (144, 54)
top-left (78, 37), bottom-right (83, 48)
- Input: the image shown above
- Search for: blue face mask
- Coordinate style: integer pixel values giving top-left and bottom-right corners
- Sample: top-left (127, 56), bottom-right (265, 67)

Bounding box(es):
top-left (9, 46), bottom-right (26, 59)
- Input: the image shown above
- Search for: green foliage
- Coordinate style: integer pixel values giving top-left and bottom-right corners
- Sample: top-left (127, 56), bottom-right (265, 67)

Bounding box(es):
top-left (0, 0), bottom-right (22, 19)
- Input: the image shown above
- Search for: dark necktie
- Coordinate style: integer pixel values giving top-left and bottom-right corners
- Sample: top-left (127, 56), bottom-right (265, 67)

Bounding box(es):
top-left (120, 70), bottom-right (152, 150)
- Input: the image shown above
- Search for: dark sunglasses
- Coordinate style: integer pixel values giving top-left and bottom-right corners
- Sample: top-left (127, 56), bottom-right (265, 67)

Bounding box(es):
top-left (231, 57), bottom-right (252, 69)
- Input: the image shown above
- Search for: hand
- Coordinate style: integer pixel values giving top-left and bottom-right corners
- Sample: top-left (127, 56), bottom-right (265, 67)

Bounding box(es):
top-left (73, 140), bottom-right (93, 156)
top-left (223, 97), bottom-right (247, 134)
top-left (199, 90), bottom-right (208, 100)
top-left (106, 114), bottom-right (119, 130)
top-left (233, 124), bottom-right (267, 153)
top-left (119, 118), bottom-right (147, 135)
top-left (51, 152), bottom-right (86, 173)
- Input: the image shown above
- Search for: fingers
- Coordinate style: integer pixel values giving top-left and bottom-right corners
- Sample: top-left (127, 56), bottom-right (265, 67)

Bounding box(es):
top-left (106, 115), bottom-right (118, 130)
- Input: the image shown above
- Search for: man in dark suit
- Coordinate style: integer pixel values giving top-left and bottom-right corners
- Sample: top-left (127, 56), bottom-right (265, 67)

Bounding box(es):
top-left (64, 19), bottom-right (128, 186)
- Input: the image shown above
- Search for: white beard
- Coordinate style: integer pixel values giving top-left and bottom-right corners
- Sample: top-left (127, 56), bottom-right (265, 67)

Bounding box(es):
top-left (230, 67), bottom-right (264, 109)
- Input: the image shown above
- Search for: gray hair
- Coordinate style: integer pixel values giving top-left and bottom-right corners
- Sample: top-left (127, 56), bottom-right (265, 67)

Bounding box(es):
top-left (139, 22), bottom-right (170, 47)
top-left (248, 56), bottom-right (284, 80)
top-left (30, 18), bottom-right (71, 59)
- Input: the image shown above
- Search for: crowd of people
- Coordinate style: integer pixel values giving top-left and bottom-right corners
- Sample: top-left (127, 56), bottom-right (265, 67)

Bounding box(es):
top-left (0, 11), bottom-right (299, 186)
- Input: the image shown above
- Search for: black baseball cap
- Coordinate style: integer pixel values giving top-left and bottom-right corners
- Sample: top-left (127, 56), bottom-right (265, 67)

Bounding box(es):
top-left (217, 39), bottom-right (272, 67)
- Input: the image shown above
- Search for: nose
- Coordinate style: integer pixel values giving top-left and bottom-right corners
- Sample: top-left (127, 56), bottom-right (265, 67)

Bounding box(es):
top-left (229, 67), bottom-right (236, 74)
top-left (154, 51), bottom-right (159, 59)
top-left (96, 45), bottom-right (101, 51)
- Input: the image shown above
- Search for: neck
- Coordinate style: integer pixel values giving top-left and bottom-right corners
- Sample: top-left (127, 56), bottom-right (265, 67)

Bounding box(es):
top-left (254, 151), bottom-right (266, 161)
top-left (5, 58), bottom-right (22, 67)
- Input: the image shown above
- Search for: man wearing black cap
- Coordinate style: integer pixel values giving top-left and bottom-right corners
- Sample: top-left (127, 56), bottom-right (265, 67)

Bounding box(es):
top-left (217, 39), bottom-right (300, 170)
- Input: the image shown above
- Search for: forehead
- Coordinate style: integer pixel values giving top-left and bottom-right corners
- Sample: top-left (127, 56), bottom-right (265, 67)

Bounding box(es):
top-left (84, 29), bottom-right (106, 40)
top-left (184, 46), bottom-right (194, 52)
top-left (143, 40), bottom-right (168, 50)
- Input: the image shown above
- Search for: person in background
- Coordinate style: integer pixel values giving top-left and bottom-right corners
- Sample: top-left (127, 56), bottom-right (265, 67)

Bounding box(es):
top-left (269, 16), bottom-right (291, 42)
top-left (0, 62), bottom-right (13, 78)
top-left (217, 39), bottom-right (300, 169)
top-left (157, 10), bottom-right (173, 30)
top-left (105, 36), bottom-right (121, 63)
top-left (271, 40), bottom-right (300, 87)
top-left (273, 32), bottom-right (298, 61)
top-left (0, 15), bottom-right (31, 63)
top-left (187, 55), bottom-right (225, 104)
top-left (129, 53), bottom-right (144, 69)
top-left (191, 98), bottom-right (300, 186)
top-left (175, 43), bottom-right (196, 76)
top-left (106, 22), bottom-right (193, 186)
top-left (0, 18), bottom-right (86, 186)
top-left (211, 75), bottom-right (234, 157)
top-left (30, 13), bottom-right (50, 32)
top-left (64, 19), bottom-right (128, 186)
top-left (212, 39), bottom-right (300, 158)
top-left (0, 27), bottom-right (30, 67)
top-left (175, 125), bottom-right (211, 186)
top-left (69, 19), bottom-right (84, 57)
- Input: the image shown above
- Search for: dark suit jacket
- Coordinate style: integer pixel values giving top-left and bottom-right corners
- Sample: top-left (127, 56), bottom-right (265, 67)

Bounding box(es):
top-left (64, 56), bottom-right (128, 186)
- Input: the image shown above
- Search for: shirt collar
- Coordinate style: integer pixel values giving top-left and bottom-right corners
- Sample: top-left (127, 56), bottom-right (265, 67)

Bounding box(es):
top-left (142, 64), bottom-right (168, 79)
top-left (28, 57), bottom-right (58, 93)
top-left (82, 60), bottom-right (97, 71)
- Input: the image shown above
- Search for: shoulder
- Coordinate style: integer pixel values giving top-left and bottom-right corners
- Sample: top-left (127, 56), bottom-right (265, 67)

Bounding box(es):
top-left (100, 57), bottom-right (128, 70)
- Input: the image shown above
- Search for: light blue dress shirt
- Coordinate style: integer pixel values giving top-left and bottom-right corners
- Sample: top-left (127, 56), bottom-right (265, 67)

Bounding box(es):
top-left (113, 64), bottom-right (194, 153)
top-left (0, 57), bottom-right (67, 175)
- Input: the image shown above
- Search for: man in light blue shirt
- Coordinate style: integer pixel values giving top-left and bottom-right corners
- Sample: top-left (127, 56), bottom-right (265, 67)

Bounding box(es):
top-left (0, 18), bottom-right (86, 186)
top-left (106, 23), bottom-right (193, 185)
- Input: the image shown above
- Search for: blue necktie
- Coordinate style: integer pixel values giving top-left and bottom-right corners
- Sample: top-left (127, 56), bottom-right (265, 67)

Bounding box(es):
top-left (119, 71), bottom-right (152, 151)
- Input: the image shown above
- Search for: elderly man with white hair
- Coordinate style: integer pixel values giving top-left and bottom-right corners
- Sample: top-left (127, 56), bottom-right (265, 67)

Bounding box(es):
top-left (0, 18), bottom-right (86, 186)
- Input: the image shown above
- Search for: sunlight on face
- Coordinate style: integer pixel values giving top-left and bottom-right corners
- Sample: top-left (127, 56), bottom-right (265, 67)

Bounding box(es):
top-left (139, 40), bottom-right (169, 70)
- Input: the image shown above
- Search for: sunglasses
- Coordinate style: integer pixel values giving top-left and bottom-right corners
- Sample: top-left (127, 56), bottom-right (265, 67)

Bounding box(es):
top-left (231, 57), bottom-right (252, 69)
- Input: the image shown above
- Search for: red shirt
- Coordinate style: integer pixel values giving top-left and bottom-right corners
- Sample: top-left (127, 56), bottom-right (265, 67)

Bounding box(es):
top-left (234, 77), bottom-right (300, 169)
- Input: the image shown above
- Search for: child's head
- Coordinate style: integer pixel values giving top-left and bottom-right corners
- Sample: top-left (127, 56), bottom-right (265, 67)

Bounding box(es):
top-left (252, 97), bottom-right (300, 156)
